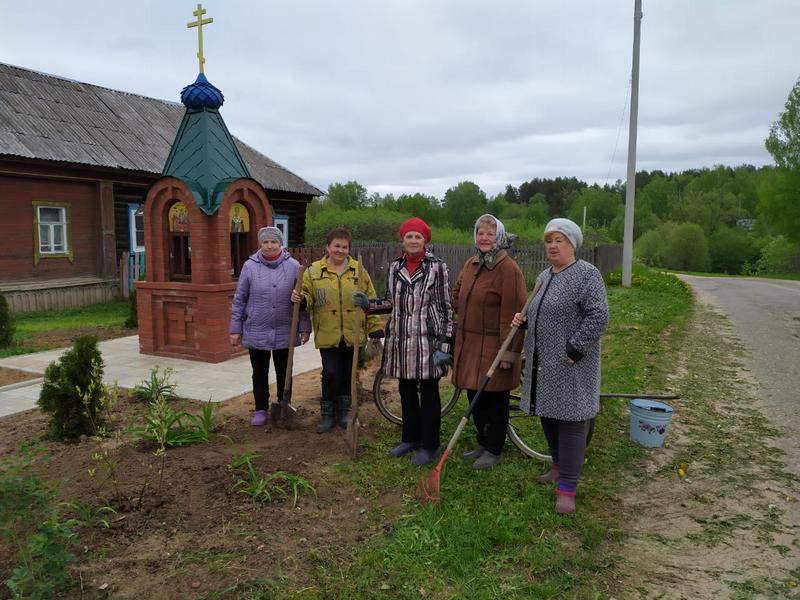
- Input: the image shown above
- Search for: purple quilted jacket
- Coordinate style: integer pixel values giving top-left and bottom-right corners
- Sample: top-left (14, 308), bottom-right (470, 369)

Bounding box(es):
top-left (229, 250), bottom-right (311, 350)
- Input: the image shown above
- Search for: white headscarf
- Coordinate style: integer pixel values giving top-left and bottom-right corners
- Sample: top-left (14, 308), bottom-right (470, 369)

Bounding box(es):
top-left (473, 214), bottom-right (509, 249)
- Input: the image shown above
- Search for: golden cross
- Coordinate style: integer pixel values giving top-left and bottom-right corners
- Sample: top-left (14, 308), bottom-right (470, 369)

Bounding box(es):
top-left (187, 3), bottom-right (214, 73)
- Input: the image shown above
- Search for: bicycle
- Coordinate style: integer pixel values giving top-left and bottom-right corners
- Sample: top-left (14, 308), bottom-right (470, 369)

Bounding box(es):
top-left (371, 367), bottom-right (552, 461)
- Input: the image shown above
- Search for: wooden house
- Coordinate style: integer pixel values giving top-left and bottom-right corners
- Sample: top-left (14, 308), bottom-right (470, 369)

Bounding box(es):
top-left (0, 62), bottom-right (321, 312)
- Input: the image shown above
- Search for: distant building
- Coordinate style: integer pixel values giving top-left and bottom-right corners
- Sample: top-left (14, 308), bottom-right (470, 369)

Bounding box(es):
top-left (0, 62), bottom-right (321, 311)
top-left (736, 219), bottom-right (756, 230)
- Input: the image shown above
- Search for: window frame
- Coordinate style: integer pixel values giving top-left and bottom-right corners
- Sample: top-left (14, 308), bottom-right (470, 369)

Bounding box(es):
top-left (273, 215), bottom-right (289, 243)
top-left (32, 200), bottom-right (73, 265)
top-left (128, 203), bottom-right (145, 253)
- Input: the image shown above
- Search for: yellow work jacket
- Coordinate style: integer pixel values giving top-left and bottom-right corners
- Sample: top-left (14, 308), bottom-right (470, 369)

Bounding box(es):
top-left (301, 255), bottom-right (383, 349)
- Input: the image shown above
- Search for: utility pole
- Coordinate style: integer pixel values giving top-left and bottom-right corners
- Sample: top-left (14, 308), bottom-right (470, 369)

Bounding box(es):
top-left (622, 0), bottom-right (642, 287)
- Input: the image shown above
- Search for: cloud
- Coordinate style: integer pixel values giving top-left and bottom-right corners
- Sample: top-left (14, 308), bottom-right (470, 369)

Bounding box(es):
top-left (1, 0), bottom-right (798, 197)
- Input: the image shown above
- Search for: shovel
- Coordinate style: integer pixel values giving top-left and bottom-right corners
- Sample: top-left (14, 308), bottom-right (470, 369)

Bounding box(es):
top-left (344, 255), bottom-right (364, 458)
top-left (271, 266), bottom-right (306, 429)
top-left (418, 279), bottom-right (542, 506)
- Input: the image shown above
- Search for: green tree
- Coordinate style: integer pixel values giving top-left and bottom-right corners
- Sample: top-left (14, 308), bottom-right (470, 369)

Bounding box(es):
top-left (442, 181), bottom-right (487, 230)
top-left (756, 235), bottom-right (797, 274)
top-left (760, 78), bottom-right (800, 242)
top-left (526, 193), bottom-right (549, 225)
top-left (325, 181), bottom-right (368, 210)
top-left (396, 193), bottom-right (441, 225)
top-left (766, 77), bottom-right (800, 170)
top-left (664, 223), bottom-right (711, 272)
top-left (568, 186), bottom-right (621, 228)
top-left (708, 226), bottom-right (759, 274)
top-left (634, 228), bottom-right (668, 266)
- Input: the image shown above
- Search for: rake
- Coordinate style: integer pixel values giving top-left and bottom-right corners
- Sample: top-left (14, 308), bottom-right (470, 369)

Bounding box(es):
top-left (418, 280), bottom-right (542, 506)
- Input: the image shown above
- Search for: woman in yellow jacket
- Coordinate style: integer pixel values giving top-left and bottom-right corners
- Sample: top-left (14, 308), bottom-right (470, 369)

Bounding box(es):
top-left (291, 227), bottom-right (384, 433)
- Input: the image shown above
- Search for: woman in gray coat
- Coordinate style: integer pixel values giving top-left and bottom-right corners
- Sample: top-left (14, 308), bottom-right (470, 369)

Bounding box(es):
top-left (512, 218), bottom-right (608, 514)
top-left (229, 226), bottom-right (311, 426)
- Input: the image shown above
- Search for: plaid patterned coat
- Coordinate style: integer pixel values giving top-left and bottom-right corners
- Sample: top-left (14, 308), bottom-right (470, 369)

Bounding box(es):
top-left (382, 251), bottom-right (454, 381)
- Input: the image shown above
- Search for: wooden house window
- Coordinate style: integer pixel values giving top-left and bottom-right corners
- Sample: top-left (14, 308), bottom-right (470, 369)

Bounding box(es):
top-left (128, 204), bottom-right (145, 253)
top-left (229, 202), bottom-right (251, 278)
top-left (32, 200), bottom-right (73, 265)
top-left (168, 202), bottom-right (191, 281)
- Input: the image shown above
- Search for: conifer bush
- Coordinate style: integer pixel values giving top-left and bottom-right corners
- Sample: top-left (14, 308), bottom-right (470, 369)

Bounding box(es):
top-left (38, 336), bottom-right (105, 439)
top-left (0, 292), bottom-right (14, 348)
top-left (124, 289), bottom-right (138, 328)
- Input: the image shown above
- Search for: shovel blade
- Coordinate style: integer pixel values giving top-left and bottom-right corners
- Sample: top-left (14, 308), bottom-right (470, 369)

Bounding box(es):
top-left (270, 401), bottom-right (285, 428)
top-left (344, 418), bottom-right (360, 459)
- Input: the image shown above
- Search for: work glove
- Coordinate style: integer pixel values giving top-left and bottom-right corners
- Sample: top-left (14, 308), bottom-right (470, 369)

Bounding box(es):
top-left (365, 338), bottom-right (383, 361)
top-left (432, 350), bottom-right (452, 366)
top-left (352, 291), bottom-right (369, 309)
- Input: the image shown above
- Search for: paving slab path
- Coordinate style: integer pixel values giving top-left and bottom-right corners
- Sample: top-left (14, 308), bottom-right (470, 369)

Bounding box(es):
top-left (0, 335), bottom-right (322, 418)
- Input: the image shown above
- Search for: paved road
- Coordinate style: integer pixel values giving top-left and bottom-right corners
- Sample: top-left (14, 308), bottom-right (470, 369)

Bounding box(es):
top-left (678, 275), bottom-right (800, 476)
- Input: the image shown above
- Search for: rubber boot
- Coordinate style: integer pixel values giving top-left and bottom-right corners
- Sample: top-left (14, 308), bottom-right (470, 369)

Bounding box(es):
top-left (462, 444), bottom-right (485, 460)
top-left (472, 451), bottom-right (502, 470)
top-left (336, 396), bottom-right (352, 428)
top-left (316, 400), bottom-right (336, 433)
top-left (250, 410), bottom-right (268, 427)
top-left (537, 465), bottom-right (559, 484)
top-left (555, 491), bottom-right (576, 514)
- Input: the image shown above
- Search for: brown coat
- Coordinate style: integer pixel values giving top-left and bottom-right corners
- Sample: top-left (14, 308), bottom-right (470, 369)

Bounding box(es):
top-left (451, 250), bottom-right (527, 392)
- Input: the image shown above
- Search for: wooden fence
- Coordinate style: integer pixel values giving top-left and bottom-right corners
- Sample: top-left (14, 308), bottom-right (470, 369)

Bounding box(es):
top-left (119, 251), bottom-right (146, 298)
top-left (288, 243), bottom-right (622, 296)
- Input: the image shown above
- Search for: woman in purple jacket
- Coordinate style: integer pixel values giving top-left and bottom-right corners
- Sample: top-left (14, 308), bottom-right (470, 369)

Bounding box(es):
top-left (229, 227), bottom-right (311, 426)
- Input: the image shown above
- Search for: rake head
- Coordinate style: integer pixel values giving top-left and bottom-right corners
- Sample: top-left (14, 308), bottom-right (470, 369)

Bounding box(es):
top-left (416, 449), bottom-right (450, 506)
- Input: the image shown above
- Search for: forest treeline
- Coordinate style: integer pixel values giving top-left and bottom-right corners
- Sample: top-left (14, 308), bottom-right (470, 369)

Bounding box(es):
top-left (307, 78), bottom-right (800, 276)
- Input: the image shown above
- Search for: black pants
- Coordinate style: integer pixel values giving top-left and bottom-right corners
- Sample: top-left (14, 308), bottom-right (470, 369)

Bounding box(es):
top-left (398, 378), bottom-right (441, 451)
top-left (319, 341), bottom-right (355, 402)
top-left (540, 417), bottom-right (591, 493)
top-left (249, 348), bottom-right (289, 411)
top-left (467, 389), bottom-right (510, 455)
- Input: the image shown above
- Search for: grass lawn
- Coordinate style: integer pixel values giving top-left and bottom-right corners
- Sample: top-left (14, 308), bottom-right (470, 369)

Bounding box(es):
top-left (0, 300), bottom-right (131, 358)
top-left (291, 267), bottom-right (695, 599)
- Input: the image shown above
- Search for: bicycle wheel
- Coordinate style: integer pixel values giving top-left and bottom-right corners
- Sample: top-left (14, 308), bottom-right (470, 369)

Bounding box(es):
top-left (372, 368), bottom-right (461, 425)
top-left (507, 395), bottom-right (552, 462)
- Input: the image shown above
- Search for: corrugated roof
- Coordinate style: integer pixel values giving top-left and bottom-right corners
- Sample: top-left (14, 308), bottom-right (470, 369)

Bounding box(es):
top-left (0, 63), bottom-right (321, 197)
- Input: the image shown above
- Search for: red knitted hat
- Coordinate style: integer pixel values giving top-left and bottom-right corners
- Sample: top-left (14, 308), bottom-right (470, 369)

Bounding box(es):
top-left (399, 217), bottom-right (432, 243)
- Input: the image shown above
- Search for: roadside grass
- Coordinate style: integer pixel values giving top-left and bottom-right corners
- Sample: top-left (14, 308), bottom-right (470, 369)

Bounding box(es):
top-left (0, 300), bottom-right (130, 358)
top-left (210, 267), bottom-right (694, 599)
top-left (666, 269), bottom-right (800, 281)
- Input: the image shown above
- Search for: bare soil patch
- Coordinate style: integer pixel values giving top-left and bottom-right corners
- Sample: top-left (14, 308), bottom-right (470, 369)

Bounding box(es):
top-left (0, 367), bottom-right (39, 386)
top-left (23, 326), bottom-right (135, 351)
top-left (0, 360), bottom-right (399, 599)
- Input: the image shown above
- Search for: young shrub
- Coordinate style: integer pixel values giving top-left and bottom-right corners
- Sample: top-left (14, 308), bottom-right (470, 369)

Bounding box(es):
top-left (37, 336), bottom-right (105, 440)
top-left (124, 289), bottom-right (138, 329)
top-left (756, 235), bottom-right (798, 274)
top-left (0, 292), bottom-right (15, 348)
top-left (131, 365), bottom-right (177, 403)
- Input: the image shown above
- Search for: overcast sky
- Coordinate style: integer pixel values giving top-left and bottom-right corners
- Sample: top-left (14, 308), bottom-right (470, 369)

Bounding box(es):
top-left (1, 1), bottom-right (798, 198)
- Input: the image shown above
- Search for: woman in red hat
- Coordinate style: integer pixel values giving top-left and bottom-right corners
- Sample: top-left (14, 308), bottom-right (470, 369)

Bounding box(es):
top-left (354, 217), bottom-right (454, 465)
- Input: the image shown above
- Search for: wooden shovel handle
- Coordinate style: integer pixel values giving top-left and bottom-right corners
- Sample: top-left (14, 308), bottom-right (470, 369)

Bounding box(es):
top-left (350, 256), bottom-right (363, 405)
top-left (284, 265), bottom-right (306, 387)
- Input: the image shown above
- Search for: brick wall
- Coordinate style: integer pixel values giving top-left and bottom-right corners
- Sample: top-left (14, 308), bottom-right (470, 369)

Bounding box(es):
top-left (0, 175), bottom-right (102, 281)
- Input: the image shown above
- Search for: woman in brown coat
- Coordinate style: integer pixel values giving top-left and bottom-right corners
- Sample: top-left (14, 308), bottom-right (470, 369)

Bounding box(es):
top-left (452, 214), bottom-right (527, 469)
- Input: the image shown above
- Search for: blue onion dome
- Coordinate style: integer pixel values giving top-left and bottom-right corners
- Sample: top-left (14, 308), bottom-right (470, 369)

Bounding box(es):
top-left (180, 73), bottom-right (224, 109)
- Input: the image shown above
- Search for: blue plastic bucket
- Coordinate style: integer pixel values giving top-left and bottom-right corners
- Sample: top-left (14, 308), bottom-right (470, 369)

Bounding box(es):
top-left (629, 399), bottom-right (673, 448)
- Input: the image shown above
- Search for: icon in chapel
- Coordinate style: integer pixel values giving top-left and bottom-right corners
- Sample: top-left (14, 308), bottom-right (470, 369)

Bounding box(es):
top-left (230, 203), bottom-right (249, 233)
top-left (168, 202), bottom-right (190, 232)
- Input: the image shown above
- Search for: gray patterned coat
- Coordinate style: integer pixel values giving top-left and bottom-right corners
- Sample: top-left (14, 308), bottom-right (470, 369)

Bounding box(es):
top-left (382, 251), bottom-right (454, 380)
top-left (520, 260), bottom-right (609, 421)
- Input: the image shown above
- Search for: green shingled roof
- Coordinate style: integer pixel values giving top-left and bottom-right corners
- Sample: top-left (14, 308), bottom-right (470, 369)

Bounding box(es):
top-left (161, 107), bottom-right (252, 215)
